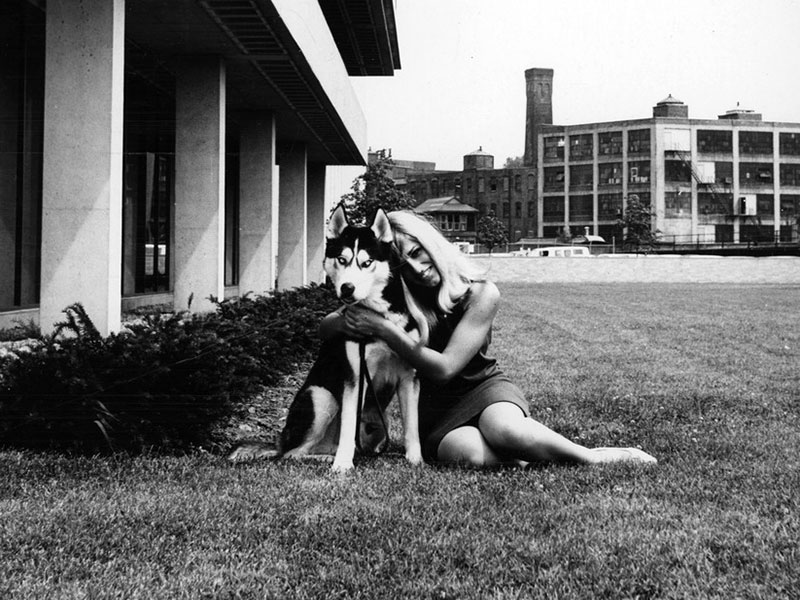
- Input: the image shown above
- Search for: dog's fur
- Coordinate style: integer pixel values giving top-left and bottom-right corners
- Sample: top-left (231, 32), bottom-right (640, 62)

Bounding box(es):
top-left (229, 205), bottom-right (422, 471)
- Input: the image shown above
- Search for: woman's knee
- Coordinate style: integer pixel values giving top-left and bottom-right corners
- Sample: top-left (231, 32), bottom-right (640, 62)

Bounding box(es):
top-left (437, 426), bottom-right (499, 466)
top-left (478, 402), bottom-right (530, 450)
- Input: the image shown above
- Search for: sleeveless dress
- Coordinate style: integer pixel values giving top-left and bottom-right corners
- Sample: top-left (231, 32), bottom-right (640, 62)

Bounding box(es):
top-left (418, 290), bottom-right (530, 461)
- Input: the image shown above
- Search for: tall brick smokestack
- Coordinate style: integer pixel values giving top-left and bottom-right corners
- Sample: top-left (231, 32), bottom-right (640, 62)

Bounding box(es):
top-left (523, 68), bottom-right (553, 167)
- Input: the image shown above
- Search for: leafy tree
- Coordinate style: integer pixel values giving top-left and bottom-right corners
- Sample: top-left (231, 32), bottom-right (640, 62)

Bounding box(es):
top-left (337, 156), bottom-right (415, 225)
top-left (476, 213), bottom-right (508, 252)
top-left (503, 156), bottom-right (524, 168)
top-left (617, 194), bottom-right (661, 252)
top-left (557, 226), bottom-right (573, 243)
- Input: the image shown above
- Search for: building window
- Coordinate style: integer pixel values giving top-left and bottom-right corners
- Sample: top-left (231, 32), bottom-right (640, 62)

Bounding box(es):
top-left (740, 163), bottom-right (773, 185)
top-left (780, 163), bottom-right (800, 187)
top-left (779, 132), bottom-right (800, 156)
top-left (599, 193), bottom-right (623, 220)
top-left (714, 162), bottom-right (733, 185)
top-left (124, 152), bottom-right (173, 294)
top-left (543, 167), bottom-right (564, 192)
top-left (665, 191), bottom-right (691, 218)
top-left (569, 195), bottom-right (593, 221)
top-left (514, 175), bottom-right (521, 192)
top-left (503, 177), bottom-right (509, 192)
top-left (628, 129), bottom-right (650, 154)
top-left (543, 196), bottom-right (565, 223)
top-left (569, 164), bottom-right (593, 190)
top-left (515, 202), bottom-right (522, 218)
top-left (739, 131), bottom-right (773, 155)
top-left (490, 177), bottom-right (497, 192)
top-left (490, 202), bottom-right (497, 215)
top-left (665, 159), bottom-right (692, 183)
top-left (466, 177), bottom-right (473, 192)
top-left (438, 214), bottom-right (468, 231)
top-left (502, 202), bottom-right (510, 217)
top-left (698, 192), bottom-right (733, 217)
top-left (756, 194), bottom-right (774, 216)
top-left (780, 194), bottom-right (800, 219)
top-left (478, 177), bottom-right (485, 193)
top-left (628, 160), bottom-right (651, 184)
top-left (568, 133), bottom-right (593, 160)
top-left (544, 136), bottom-right (565, 160)
top-left (527, 201), bottom-right (536, 217)
top-left (527, 173), bottom-right (535, 190)
top-left (599, 131), bottom-right (622, 155)
top-left (599, 163), bottom-right (623, 185)
top-left (698, 130), bottom-right (733, 153)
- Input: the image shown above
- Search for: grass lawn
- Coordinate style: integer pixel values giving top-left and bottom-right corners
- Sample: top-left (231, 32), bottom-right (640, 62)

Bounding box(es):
top-left (2, 283), bottom-right (799, 599)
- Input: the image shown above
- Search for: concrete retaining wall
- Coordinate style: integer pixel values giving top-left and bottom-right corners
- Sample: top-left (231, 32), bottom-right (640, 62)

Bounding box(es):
top-left (471, 254), bottom-right (800, 284)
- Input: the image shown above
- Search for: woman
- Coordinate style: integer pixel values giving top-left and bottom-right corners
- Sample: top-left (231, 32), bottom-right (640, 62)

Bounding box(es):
top-left (321, 210), bottom-right (657, 467)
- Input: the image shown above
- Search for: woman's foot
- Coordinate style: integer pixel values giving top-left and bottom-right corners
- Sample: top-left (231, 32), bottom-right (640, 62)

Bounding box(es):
top-left (588, 447), bottom-right (657, 465)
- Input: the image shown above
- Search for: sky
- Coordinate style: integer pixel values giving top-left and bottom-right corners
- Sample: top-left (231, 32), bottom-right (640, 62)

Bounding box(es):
top-left (347, 0), bottom-right (800, 172)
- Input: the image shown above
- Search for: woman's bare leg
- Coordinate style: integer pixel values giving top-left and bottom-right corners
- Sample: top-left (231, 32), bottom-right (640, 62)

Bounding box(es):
top-left (478, 402), bottom-right (656, 465)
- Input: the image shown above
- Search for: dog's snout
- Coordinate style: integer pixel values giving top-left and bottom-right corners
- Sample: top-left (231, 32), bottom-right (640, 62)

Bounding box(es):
top-left (340, 282), bottom-right (355, 299)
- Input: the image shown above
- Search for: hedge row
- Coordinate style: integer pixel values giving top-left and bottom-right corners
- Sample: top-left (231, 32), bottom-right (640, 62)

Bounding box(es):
top-left (0, 284), bottom-right (339, 454)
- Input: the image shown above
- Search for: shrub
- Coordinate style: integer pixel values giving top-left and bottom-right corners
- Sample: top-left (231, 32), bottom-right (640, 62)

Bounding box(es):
top-left (0, 284), bottom-right (339, 454)
top-left (0, 319), bottom-right (41, 342)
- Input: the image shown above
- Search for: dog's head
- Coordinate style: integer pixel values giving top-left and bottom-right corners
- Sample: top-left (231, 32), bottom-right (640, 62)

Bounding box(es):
top-left (324, 204), bottom-right (393, 305)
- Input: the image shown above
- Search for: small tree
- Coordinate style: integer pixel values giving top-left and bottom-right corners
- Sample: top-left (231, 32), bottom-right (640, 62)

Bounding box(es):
top-left (503, 156), bottom-right (524, 168)
top-left (337, 155), bottom-right (415, 225)
top-left (476, 213), bottom-right (508, 252)
top-left (557, 226), bottom-right (573, 244)
top-left (617, 194), bottom-right (661, 252)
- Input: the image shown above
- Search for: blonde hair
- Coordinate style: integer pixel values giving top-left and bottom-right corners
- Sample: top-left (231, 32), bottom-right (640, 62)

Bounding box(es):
top-left (387, 210), bottom-right (486, 340)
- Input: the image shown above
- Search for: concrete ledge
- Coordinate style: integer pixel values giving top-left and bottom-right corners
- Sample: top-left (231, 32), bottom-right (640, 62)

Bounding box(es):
top-left (471, 254), bottom-right (800, 284)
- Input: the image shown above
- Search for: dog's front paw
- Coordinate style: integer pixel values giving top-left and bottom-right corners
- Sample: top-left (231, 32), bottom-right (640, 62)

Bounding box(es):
top-left (405, 448), bottom-right (424, 466)
top-left (331, 459), bottom-right (354, 473)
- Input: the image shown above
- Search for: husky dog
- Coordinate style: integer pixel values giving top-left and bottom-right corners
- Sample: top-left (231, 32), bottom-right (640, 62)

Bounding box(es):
top-left (229, 204), bottom-right (422, 472)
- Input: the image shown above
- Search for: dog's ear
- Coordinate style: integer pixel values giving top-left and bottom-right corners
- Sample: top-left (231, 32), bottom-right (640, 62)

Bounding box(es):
top-left (370, 208), bottom-right (393, 243)
top-left (327, 203), bottom-right (349, 238)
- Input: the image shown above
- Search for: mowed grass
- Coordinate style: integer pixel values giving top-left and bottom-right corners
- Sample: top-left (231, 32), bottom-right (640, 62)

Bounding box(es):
top-left (2, 283), bottom-right (799, 599)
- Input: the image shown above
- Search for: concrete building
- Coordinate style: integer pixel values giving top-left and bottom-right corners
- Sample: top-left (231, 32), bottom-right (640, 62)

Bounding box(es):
top-left (530, 69), bottom-right (800, 245)
top-left (0, 0), bottom-right (400, 333)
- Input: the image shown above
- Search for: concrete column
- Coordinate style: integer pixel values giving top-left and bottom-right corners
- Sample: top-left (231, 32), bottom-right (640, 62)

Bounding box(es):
top-left (39, 0), bottom-right (125, 335)
top-left (773, 131), bottom-right (781, 241)
top-left (306, 163), bottom-right (327, 284)
top-left (174, 57), bottom-right (226, 313)
top-left (277, 145), bottom-right (308, 289)
top-left (238, 113), bottom-right (277, 295)
top-left (732, 129), bottom-right (740, 242)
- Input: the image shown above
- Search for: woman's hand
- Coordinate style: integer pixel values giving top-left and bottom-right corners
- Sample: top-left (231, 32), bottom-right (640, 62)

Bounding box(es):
top-left (341, 305), bottom-right (389, 341)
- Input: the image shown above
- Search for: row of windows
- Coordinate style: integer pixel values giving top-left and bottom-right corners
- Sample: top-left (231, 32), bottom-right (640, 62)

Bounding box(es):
top-left (544, 160), bottom-right (800, 190)
top-left (544, 129), bottom-right (652, 160)
top-left (537, 192), bottom-right (800, 222)
top-left (478, 202), bottom-right (537, 218)
top-left (544, 162), bottom-right (653, 190)
top-left (544, 129), bottom-right (800, 163)
top-left (407, 173), bottom-right (535, 196)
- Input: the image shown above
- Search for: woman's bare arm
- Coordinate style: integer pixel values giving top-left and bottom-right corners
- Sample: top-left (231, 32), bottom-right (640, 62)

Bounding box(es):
top-left (341, 281), bottom-right (500, 384)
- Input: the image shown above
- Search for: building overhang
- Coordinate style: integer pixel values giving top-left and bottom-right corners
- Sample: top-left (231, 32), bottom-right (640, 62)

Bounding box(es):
top-left (123, 0), bottom-right (399, 165)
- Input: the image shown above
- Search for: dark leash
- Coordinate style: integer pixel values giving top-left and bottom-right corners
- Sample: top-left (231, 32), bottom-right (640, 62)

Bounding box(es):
top-left (355, 341), bottom-right (389, 454)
